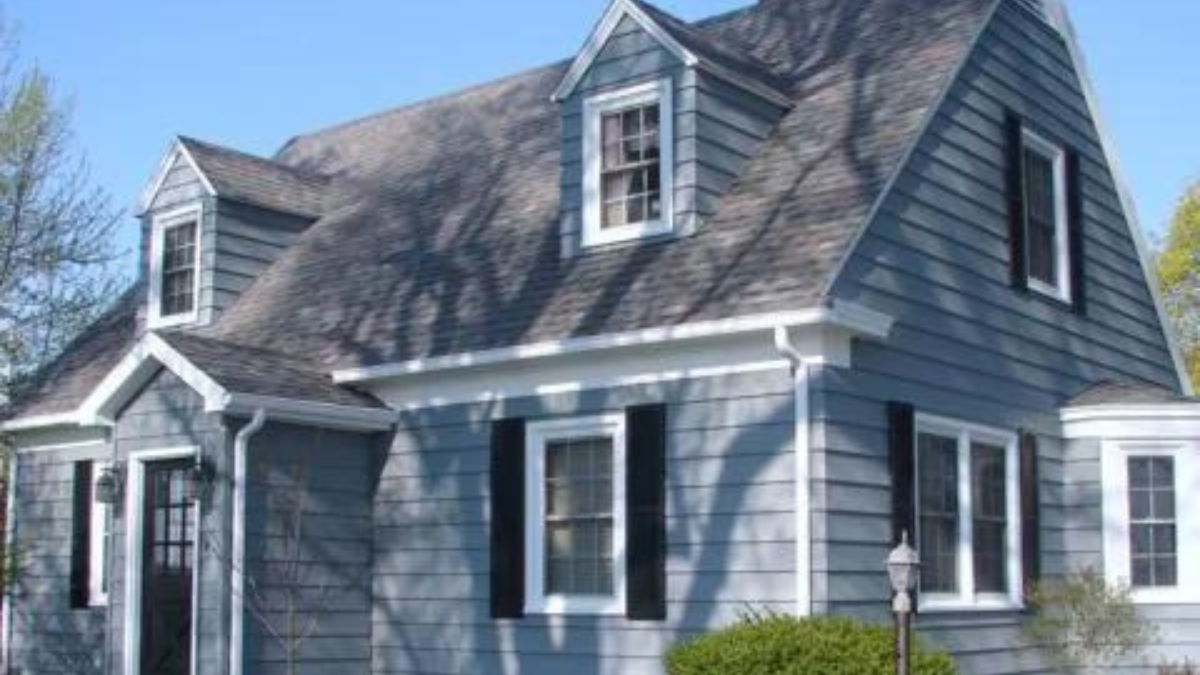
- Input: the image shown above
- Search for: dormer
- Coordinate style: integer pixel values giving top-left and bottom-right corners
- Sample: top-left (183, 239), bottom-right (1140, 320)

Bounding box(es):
top-left (554, 0), bottom-right (791, 255)
top-left (138, 137), bottom-right (334, 329)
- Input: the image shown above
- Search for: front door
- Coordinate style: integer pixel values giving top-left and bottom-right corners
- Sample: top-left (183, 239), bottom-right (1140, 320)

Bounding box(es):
top-left (140, 459), bottom-right (195, 675)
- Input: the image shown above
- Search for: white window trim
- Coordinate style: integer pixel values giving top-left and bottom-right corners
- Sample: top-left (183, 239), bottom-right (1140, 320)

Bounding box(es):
top-left (123, 447), bottom-right (200, 675)
top-left (147, 204), bottom-right (203, 329)
top-left (88, 462), bottom-right (112, 607)
top-left (581, 78), bottom-right (675, 249)
top-left (1101, 440), bottom-right (1200, 604)
top-left (915, 414), bottom-right (1023, 613)
top-left (524, 414), bottom-right (627, 616)
top-left (1022, 128), bottom-right (1072, 304)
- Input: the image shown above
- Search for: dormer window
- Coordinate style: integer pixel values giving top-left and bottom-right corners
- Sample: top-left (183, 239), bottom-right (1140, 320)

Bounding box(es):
top-left (148, 205), bottom-right (201, 328)
top-left (582, 79), bottom-right (674, 248)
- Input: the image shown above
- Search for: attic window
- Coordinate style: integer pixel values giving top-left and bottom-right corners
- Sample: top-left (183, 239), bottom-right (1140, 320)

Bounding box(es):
top-left (149, 205), bottom-right (201, 328)
top-left (1021, 129), bottom-right (1071, 302)
top-left (582, 79), bottom-right (674, 248)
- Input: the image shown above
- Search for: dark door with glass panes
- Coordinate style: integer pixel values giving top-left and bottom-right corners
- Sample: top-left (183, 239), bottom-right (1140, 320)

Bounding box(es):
top-left (140, 459), bottom-right (195, 675)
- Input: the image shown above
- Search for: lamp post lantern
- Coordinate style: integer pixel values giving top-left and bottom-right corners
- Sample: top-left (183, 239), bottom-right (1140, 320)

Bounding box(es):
top-left (888, 531), bottom-right (920, 675)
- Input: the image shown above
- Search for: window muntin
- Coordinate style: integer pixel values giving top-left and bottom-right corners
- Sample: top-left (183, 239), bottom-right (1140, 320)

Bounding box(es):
top-left (582, 79), bottom-right (674, 248)
top-left (1021, 129), bottom-right (1070, 301)
top-left (1127, 456), bottom-right (1177, 588)
top-left (600, 105), bottom-right (662, 230)
top-left (160, 220), bottom-right (197, 318)
top-left (915, 416), bottom-right (1021, 611)
top-left (525, 415), bottom-right (626, 615)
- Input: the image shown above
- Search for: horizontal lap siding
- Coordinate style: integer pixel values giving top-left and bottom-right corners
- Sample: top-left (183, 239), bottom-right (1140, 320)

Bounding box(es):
top-left (558, 17), bottom-right (784, 256)
top-left (242, 423), bottom-right (378, 675)
top-left (205, 201), bottom-right (308, 325)
top-left (372, 368), bottom-right (796, 675)
top-left (8, 441), bottom-right (109, 674)
top-left (823, 3), bottom-right (1182, 674)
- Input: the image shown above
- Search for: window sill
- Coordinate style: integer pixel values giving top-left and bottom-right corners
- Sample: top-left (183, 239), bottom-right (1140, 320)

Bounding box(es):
top-left (147, 310), bottom-right (198, 330)
top-left (526, 595), bottom-right (626, 616)
top-left (918, 595), bottom-right (1024, 614)
top-left (581, 219), bottom-right (674, 249)
top-left (1026, 279), bottom-right (1072, 307)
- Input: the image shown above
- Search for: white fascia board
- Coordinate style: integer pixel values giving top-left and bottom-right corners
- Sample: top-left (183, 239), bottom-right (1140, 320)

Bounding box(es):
top-left (552, 0), bottom-right (791, 110)
top-left (137, 138), bottom-right (218, 216)
top-left (223, 394), bottom-right (396, 432)
top-left (0, 412), bottom-right (81, 432)
top-left (1044, 1), bottom-right (1193, 396)
top-left (1061, 402), bottom-right (1200, 439)
top-left (334, 302), bottom-right (893, 385)
top-left (350, 302), bottom-right (892, 411)
top-left (77, 333), bottom-right (228, 425)
top-left (553, 0), bottom-right (695, 103)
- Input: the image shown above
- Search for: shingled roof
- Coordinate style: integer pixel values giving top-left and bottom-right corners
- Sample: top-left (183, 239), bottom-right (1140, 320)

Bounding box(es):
top-left (6, 0), bottom-right (1000, 423)
top-left (211, 0), bottom-right (995, 370)
top-left (178, 136), bottom-right (336, 219)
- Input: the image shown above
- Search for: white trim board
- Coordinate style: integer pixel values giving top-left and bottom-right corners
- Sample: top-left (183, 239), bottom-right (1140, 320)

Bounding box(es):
top-left (362, 304), bottom-right (892, 411)
top-left (1044, 0), bottom-right (1194, 396)
top-left (551, 0), bottom-right (792, 109)
top-left (138, 139), bottom-right (217, 216)
top-left (1061, 403), bottom-right (1200, 440)
top-left (335, 302), bottom-right (893, 385)
top-left (74, 333), bottom-right (395, 432)
top-left (123, 446), bottom-right (200, 675)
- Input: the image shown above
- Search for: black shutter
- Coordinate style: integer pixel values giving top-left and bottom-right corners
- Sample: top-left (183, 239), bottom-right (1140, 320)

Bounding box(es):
top-left (888, 402), bottom-right (917, 547)
top-left (1006, 111), bottom-right (1029, 291)
top-left (69, 460), bottom-right (93, 610)
top-left (1066, 148), bottom-right (1086, 315)
top-left (1020, 432), bottom-right (1041, 597)
top-left (626, 404), bottom-right (667, 621)
top-left (490, 418), bottom-right (526, 619)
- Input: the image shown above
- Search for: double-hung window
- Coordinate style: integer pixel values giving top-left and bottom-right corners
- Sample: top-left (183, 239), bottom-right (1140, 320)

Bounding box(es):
top-left (916, 415), bottom-right (1021, 610)
top-left (525, 415), bottom-right (627, 615)
top-left (1021, 128), bottom-right (1071, 302)
top-left (149, 206), bottom-right (201, 328)
top-left (582, 78), bottom-right (674, 248)
top-left (1102, 443), bottom-right (1199, 603)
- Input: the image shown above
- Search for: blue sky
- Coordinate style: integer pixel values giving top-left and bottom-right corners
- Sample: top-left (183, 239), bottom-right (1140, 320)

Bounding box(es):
top-left (7, 0), bottom-right (1199, 264)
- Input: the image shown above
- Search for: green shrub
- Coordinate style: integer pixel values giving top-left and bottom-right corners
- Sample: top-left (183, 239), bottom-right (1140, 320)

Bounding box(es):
top-left (665, 614), bottom-right (958, 675)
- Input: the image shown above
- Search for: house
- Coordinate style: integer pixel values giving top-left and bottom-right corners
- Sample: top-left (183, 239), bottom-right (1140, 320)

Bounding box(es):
top-left (2, 0), bottom-right (1197, 673)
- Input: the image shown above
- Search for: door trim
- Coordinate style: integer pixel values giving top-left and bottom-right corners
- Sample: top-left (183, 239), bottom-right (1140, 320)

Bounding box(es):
top-left (123, 447), bottom-right (199, 675)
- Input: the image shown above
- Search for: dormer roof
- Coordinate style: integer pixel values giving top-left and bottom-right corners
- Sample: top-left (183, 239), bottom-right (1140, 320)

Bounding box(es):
top-left (553, 0), bottom-right (791, 107)
top-left (140, 136), bottom-right (337, 218)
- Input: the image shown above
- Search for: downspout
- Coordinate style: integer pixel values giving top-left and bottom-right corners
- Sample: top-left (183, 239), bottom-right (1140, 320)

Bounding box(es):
top-left (774, 326), bottom-right (812, 616)
top-left (230, 409), bottom-right (267, 675)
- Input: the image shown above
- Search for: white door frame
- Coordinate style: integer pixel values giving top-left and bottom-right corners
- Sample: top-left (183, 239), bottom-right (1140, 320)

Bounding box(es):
top-left (123, 447), bottom-right (200, 675)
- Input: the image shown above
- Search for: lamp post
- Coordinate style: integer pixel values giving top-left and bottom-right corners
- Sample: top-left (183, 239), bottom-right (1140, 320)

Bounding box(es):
top-left (887, 531), bottom-right (920, 675)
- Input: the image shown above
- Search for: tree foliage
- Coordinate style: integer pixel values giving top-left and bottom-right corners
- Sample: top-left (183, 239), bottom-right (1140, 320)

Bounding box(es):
top-left (1025, 569), bottom-right (1156, 673)
top-left (0, 22), bottom-right (123, 403)
top-left (1157, 184), bottom-right (1200, 389)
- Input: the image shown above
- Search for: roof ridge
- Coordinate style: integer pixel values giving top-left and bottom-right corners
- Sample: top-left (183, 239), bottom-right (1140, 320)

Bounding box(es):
top-left (276, 2), bottom-right (764, 160)
top-left (180, 135), bottom-right (332, 184)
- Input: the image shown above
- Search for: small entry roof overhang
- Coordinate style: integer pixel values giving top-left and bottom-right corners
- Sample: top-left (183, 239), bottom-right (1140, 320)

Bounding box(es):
top-left (76, 333), bottom-right (395, 432)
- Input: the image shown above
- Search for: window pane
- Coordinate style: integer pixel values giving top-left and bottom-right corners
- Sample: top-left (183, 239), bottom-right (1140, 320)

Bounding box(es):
top-left (971, 443), bottom-right (1008, 594)
top-left (1127, 456), bottom-right (1177, 588)
top-left (1023, 149), bottom-right (1058, 287)
top-left (598, 102), bottom-right (663, 230)
top-left (544, 437), bottom-right (615, 597)
top-left (159, 221), bottom-right (197, 317)
top-left (918, 433), bottom-right (959, 593)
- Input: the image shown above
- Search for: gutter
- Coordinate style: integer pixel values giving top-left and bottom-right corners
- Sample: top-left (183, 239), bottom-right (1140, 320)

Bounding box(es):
top-left (230, 409), bottom-right (267, 675)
